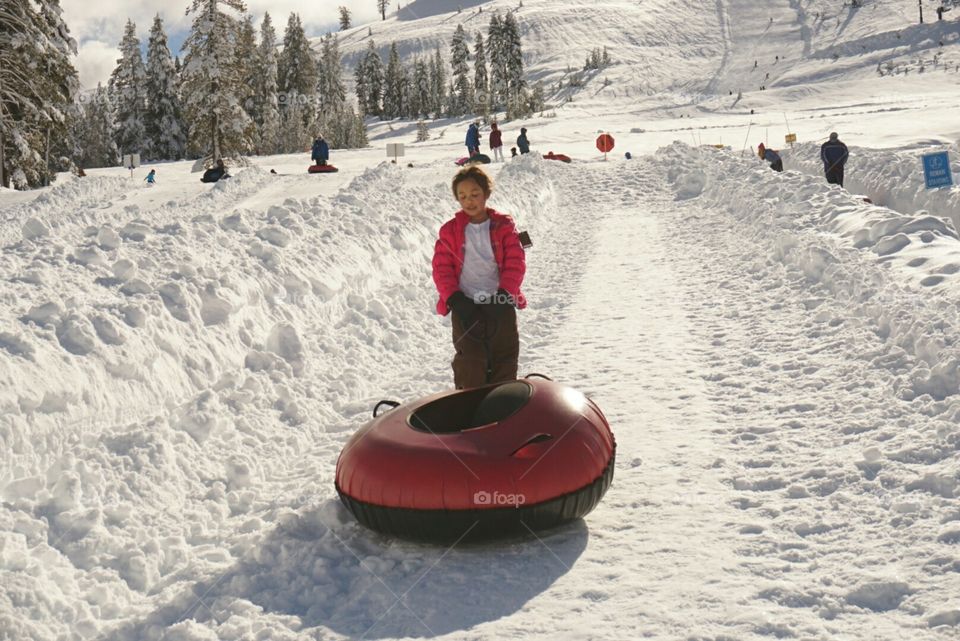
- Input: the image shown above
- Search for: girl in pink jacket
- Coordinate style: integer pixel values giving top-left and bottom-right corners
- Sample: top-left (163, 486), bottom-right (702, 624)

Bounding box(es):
top-left (432, 166), bottom-right (526, 389)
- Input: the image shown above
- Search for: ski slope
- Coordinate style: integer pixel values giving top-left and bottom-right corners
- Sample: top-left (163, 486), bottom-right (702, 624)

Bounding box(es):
top-left (3, 0), bottom-right (960, 639)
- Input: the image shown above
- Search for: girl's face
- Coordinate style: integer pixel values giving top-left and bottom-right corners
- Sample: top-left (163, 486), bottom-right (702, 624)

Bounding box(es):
top-left (456, 178), bottom-right (489, 222)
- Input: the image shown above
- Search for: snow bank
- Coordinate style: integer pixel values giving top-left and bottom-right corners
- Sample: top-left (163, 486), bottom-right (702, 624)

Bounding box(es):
top-left (661, 142), bottom-right (960, 406)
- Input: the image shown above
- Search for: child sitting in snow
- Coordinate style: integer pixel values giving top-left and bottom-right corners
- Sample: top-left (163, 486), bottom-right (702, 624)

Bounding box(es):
top-left (144, 169), bottom-right (157, 186)
top-left (432, 166), bottom-right (527, 389)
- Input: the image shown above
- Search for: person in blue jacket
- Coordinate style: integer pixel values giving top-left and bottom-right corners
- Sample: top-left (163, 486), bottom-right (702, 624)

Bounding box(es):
top-left (311, 134), bottom-right (330, 166)
top-left (517, 127), bottom-right (530, 154)
top-left (757, 142), bottom-right (783, 172)
top-left (465, 121), bottom-right (481, 156)
top-left (820, 132), bottom-right (849, 187)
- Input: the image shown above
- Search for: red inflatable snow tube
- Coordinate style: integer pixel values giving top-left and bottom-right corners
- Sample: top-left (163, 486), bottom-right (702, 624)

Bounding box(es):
top-left (308, 164), bottom-right (339, 173)
top-left (335, 377), bottom-right (616, 542)
top-left (543, 152), bottom-right (572, 163)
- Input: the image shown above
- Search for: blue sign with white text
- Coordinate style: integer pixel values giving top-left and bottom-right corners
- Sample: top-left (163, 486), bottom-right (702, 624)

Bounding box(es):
top-left (922, 151), bottom-right (953, 190)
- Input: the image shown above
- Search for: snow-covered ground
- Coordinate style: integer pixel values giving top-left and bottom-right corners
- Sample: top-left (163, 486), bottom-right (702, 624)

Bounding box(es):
top-left (3, 1), bottom-right (960, 639)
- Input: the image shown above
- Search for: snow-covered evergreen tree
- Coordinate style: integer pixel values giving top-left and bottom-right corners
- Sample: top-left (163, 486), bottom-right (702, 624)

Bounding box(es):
top-left (411, 58), bottom-right (431, 119)
top-left (450, 24), bottom-right (473, 116)
top-left (109, 20), bottom-right (147, 159)
top-left (277, 13), bottom-right (318, 131)
top-left (503, 12), bottom-right (525, 115)
top-left (314, 34), bottom-right (364, 148)
top-left (74, 84), bottom-right (118, 169)
top-left (473, 31), bottom-right (490, 116)
top-left (487, 13), bottom-right (508, 110)
top-left (357, 40), bottom-right (384, 117)
top-left (429, 47), bottom-right (447, 118)
top-left (317, 34), bottom-right (347, 116)
top-left (416, 119), bottom-right (429, 142)
top-left (255, 12), bottom-right (281, 155)
top-left (181, 0), bottom-right (255, 162)
top-left (383, 43), bottom-right (404, 119)
top-left (377, 0), bottom-right (389, 20)
top-left (144, 15), bottom-right (187, 161)
top-left (339, 6), bottom-right (352, 30)
top-left (236, 15), bottom-right (258, 127)
top-left (0, 0), bottom-right (79, 188)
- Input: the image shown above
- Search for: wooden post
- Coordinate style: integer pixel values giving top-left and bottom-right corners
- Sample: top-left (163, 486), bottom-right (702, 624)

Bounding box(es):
top-left (919, 0), bottom-right (924, 24)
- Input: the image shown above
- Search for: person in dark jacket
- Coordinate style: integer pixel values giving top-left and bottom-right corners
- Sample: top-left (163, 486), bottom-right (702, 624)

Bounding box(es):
top-left (465, 122), bottom-right (481, 156)
top-left (311, 135), bottom-right (330, 166)
top-left (516, 127), bottom-right (530, 154)
top-left (201, 158), bottom-right (229, 183)
top-left (820, 132), bottom-right (849, 187)
top-left (757, 142), bottom-right (783, 172)
top-left (489, 122), bottom-right (504, 162)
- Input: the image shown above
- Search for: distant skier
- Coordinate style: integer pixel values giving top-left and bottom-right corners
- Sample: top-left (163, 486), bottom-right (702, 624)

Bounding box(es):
top-left (757, 142), bottom-right (783, 172)
top-left (311, 134), bottom-right (330, 166)
top-left (517, 127), bottom-right (530, 154)
top-left (432, 165), bottom-right (526, 389)
top-left (465, 121), bottom-right (481, 156)
top-left (489, 122), bottom-right (504, 162)
top-left (820, 132), bottom-right (849, 187)
top-left (144, 169), bottom-right (157, 186)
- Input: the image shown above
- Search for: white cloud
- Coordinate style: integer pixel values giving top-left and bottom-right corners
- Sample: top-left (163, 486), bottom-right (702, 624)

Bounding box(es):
top-left (64, 1), bottom-right (386, 89)
top-left (75, 40), bottom-right (121, 91)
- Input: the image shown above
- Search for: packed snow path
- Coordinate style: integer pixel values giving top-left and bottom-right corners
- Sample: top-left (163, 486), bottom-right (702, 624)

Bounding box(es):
top-left (2, 151), bottom-right (960, 640)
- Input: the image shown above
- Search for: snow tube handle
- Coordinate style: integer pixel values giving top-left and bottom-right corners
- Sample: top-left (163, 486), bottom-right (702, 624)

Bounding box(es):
top-left (373, 400), bottom-right (400, 418)
top-left (524, 373), bottom-right (554, 381)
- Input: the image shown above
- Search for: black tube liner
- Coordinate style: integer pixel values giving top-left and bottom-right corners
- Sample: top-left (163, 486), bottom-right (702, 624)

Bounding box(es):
top-left (336, 449), bottom-right (616, 544)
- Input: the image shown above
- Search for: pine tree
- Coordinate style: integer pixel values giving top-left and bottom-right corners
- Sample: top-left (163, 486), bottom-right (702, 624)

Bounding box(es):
top-left (450, 24), bottom-right (473, 116)
top-left (1, 0), bottom-right (80, 188)
top-left (377, 0), bottom-right (389, 20)
top-left (339, 6), bottom-right (352, 30)
top-left (256, 12), bottom-right (281, 155)
top-left (416, 119), bottom-right (429, 142)
top-left (383, 43), bottom-right (404, 119)
top-left (411, 58), bottom-right (431, 119)
top-left (236, 15), bottom-right (258, 125)
top-left (473, 31), bottom-right (489, 116)
top-left (315, 34), bottom-right (363, 148)
top-left (109, 20), bottom-right (147, 160)
top-left (277, 13), bottom-right (318, 132)
top-left (144, 15), bottom-right (186, 161)
top-left (503, 12), bottom-right (525, 115)
top-left (429, 47), bottom-right (447, 118)
top-left (74, 84), bottom-right (118, 169)
top-left (181, 0), bottom-right (256, 162)
top-left (317, 34), bottom-right (347, 116)
top-left (357, 40), bottom-right (384, 117)
top-left (487, 13), bottom-right (508, 110)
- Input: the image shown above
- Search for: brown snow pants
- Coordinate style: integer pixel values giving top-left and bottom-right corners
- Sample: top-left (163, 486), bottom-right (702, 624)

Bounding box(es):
top-left (450, 304), bottom-right (519, 389)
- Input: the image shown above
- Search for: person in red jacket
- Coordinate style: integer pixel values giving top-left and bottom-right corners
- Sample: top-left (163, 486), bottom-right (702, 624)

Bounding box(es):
top-left (489, 121), bottom-right (504, 162)
top-left (432, 165), bottom-right (526, 389)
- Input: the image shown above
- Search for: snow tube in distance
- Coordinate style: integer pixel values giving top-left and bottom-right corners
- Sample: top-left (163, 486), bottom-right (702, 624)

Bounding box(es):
top-left (543, 152), bottom-right (572, 163)
top-left (308, 164), bottom-right (339, 173)
top-left (335, 377), bottom-right (616, 543)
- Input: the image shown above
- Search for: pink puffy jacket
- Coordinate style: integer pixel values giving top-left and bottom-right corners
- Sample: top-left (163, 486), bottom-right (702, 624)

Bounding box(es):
top-left (432, 208), bottom-right (527, 315)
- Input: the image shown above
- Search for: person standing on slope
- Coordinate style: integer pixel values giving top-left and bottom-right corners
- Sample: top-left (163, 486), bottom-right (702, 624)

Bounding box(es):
top-left (516, 127), bottom-right (530, 154)
top-left (432, 165), bottom-right (527, 389)
top-left (757, 142), bottom-right (783, 172)
top-left (489, 122), bottom-right (504, 162)
top-left (820, 132), bottom-right (849, 187)
top-left (311, 134), bottom-right (330, 166)
top-left (465, 121), bottom-right (481, 157)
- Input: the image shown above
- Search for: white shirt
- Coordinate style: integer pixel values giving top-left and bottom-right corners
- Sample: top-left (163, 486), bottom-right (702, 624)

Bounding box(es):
top-left (458, 220), bottom-right (500, 303)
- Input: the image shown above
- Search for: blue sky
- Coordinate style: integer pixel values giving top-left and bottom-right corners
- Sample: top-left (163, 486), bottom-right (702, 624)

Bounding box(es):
top-left (62, 0), bottom-right (383, 89)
